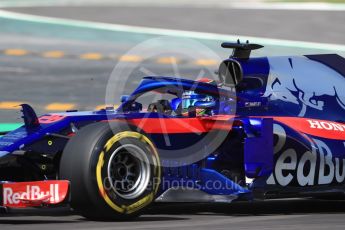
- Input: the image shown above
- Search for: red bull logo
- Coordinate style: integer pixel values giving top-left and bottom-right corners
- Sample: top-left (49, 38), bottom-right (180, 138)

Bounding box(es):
top-left (267, 123), bottom-right (345, 187)
top-left (264, 56), bottom-right (345, 117)
top-left (2, 180), bottom-right (69, 208)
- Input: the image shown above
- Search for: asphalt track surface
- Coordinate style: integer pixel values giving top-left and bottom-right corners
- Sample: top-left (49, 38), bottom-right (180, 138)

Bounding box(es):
top-left (0, 31), bottom-right (218, 122)
top-left (1, 4), bottom-right (345, 229)
top-left (0, 5), bottom-right (344, 123)
top-left (1, 199), bottom-right (345, 230)
top-left (7, 6), bottom-right (345, 44)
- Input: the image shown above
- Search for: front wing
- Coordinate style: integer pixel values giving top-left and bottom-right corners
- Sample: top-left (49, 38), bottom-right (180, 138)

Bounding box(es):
top-left (0, 180), bottom-right (69, 208)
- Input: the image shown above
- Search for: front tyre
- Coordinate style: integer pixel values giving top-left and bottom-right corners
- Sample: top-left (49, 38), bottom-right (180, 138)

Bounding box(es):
top-left (59, 122), bottom-right (161, 220)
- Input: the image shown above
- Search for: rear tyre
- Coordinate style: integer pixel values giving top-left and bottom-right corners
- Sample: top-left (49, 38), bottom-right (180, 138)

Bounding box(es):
top-left (59, 122), bottom-right (161, 220)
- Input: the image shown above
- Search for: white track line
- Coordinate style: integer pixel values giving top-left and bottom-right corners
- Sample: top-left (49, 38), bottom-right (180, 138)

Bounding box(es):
top-left (0, 0), bottom-right (345, 11)
top-left (0, 9), bottom-right (344, 52)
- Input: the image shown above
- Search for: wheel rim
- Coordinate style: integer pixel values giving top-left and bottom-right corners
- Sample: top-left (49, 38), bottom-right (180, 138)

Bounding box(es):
top-left (107, 144), bottom-right (151, 200)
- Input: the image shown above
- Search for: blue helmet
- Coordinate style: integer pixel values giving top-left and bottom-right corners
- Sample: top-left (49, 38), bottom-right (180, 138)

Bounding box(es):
top-left (181, 91), bottom-right (214, 110)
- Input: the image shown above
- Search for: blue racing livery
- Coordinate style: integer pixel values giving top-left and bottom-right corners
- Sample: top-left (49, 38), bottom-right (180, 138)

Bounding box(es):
top-left (1, 42), bottom-right (345, 220)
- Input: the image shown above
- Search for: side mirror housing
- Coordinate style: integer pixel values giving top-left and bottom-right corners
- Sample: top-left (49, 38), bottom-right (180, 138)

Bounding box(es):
top-left (218, 59), bottom-right (243, 87)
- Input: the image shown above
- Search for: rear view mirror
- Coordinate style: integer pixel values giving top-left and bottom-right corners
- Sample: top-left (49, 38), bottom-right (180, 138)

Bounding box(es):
top-left (218, 60), bottom-right (243, 87)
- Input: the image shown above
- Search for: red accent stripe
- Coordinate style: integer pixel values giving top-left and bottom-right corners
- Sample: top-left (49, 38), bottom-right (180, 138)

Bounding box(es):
top-left (107, 115), bottom-right (345, 140)
top-left (128, 115), bottom-right (234, 134)
top-left (272, 117), bottom-right (345, 140)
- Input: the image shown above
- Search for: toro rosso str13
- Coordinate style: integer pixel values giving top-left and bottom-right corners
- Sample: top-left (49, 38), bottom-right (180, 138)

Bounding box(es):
top-left (1, 42), bottom-right (345, 220)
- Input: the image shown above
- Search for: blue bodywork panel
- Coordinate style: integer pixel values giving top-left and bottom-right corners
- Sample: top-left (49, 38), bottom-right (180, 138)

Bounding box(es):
top-left (1, 53), bottom-right (345, 201)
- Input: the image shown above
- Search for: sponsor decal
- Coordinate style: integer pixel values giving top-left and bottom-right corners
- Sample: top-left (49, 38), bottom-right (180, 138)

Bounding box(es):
top-left (267, 123), bottom-right (345, 187)
top-left (245, 102), bottom-right (262, 108)
top-left (307, 120), bottom-right (345, 131)
top-left (264, 56), bottom-right (345, 117)
top-left (2, 180), bottom-right (68, 208)
top-left (274, 117), bottom-right (345, 140)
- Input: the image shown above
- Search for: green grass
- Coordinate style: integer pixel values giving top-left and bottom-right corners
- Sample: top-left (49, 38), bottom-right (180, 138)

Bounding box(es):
top-left (0, 123), bottom-right (22, 133)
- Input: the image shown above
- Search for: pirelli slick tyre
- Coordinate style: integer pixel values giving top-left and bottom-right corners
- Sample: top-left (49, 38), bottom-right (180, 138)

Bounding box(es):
top-left (59, 122), bottom-right (161, 220)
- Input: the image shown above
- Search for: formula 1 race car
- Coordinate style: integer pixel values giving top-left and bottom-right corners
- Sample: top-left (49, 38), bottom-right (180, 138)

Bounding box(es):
top-left (1, 41), bottom-right (345, 220)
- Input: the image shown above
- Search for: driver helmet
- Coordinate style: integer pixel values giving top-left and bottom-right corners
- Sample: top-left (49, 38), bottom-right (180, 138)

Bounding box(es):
top-left (181, 91), bottom-right (212, 109)
top-left (181, 78), bottom-right (217, 110)
top-left (181, 91), bottom-right (215, 116)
